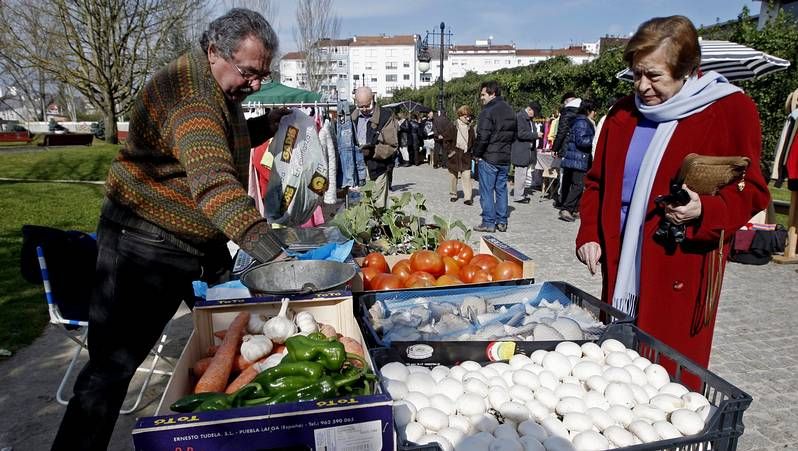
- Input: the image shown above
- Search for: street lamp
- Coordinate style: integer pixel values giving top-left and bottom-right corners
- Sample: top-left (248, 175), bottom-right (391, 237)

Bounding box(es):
top-left (417, 23), bottom-right (452, 113)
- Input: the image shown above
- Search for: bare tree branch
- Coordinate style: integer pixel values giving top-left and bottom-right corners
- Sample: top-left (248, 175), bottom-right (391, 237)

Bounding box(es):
top-left (1, 0), bottom-right (207, 143)
top-left (293, 0), bottom-right (341, 93)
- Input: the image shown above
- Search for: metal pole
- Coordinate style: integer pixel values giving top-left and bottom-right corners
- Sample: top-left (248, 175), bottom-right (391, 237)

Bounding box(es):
top-left (438, 22), bottom-right (445, 112)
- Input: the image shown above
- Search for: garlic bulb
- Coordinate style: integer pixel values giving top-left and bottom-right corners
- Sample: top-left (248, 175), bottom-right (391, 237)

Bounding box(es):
top-left (247, 313), bottom-right (268, 334)
top-left (262, 298), bottom-right (296, 343)
top-left (240, 334), bottom-right (273, 362)
top-left (295, 311), bottom-right (319, 334)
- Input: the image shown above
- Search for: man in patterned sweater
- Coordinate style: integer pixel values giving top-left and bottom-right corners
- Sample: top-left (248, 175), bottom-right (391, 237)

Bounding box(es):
top-left (52, 9), bottom-right (286, 450)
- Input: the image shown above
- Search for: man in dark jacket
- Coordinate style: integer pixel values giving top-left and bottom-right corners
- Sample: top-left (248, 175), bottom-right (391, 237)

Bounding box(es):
top-left (511, 101), bottom-right (540, 203)
top-left (472, 80), bottom-right (517, 233)
top-left (432, 110), bottom-right (451, 169)
top-left (351, 87), bottom-right (398, 208)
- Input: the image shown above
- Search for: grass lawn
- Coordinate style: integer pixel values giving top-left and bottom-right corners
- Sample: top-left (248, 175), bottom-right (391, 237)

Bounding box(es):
top-left (0, 143), bottom-right (117, 355)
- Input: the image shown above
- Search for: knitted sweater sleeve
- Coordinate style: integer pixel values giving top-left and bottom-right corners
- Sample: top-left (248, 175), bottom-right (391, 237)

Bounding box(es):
top-left (168, 97), bottom-right (283, 262)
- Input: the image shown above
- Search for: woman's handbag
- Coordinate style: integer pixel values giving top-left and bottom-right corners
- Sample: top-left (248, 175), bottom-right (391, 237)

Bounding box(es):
top-left (676, 153), bottom-right (751, 326)
top-left (678, 153), bottom-right (750, 195)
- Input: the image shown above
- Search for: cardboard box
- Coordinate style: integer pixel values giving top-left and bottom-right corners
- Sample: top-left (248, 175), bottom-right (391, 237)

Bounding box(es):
top-left (351, 235), bottom-right (535, 292)
top-left (132, 293), bottom-right (394, 450)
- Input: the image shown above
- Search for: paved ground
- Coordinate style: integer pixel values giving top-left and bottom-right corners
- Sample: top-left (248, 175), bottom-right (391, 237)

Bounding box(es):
top-left (0, 163), bottom-right (795, 450)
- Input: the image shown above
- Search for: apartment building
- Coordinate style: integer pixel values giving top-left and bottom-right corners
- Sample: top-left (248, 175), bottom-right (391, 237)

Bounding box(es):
top-left (279, 38), bottom-right (352, 100)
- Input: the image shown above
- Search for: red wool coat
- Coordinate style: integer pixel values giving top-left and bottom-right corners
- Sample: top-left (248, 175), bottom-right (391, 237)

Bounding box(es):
top-left (576, 93), bottom-right (770, 376)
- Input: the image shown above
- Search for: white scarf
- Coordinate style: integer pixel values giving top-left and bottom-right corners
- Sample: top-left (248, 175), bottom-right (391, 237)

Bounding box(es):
top-left (612, 71), bottom-right (741, 318)
top-left (456, 119), bottom-right (470, 151)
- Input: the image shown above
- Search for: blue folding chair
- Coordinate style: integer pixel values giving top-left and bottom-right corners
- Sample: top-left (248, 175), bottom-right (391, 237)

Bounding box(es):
top-left (23, 225), bottom-right (174, 414)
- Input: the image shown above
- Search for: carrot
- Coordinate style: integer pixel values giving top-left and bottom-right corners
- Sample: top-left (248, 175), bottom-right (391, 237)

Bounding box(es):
top-left (225, 356), bottom-right (269, 394)
top-left (272, 344), bottom-right (286, 355)
top-left (235, 354), bottom-right (254, 372)
top-left (207, 345), bottom-right (220, 356)
top-left (213, 330), bottom-right (227, 340)
top-left (194, 312), bottom-right (250, 393)
top-left (192, 356), bottom-right (213, 378)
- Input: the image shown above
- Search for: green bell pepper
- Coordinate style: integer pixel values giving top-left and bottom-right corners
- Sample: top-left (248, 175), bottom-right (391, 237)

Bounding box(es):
top-left (283, 335), bottom-right (346, 371)
top-left (170, 392), bottom-right (225, 413)
top-left (251, 361), bottom-right (326, 388)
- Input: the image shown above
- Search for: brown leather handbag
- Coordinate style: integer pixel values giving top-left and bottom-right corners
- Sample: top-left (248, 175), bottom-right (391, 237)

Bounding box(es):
top-left (678, 153), bottom-right (750, 195)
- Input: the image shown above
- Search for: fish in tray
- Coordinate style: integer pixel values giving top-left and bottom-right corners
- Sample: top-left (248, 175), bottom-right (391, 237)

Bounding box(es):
top-left (369, 287), bottom-right (605, 343)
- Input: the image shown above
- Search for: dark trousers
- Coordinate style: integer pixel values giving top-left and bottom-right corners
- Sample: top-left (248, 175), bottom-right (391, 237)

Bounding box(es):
top-left (52, 207), bottom-right (229, 450)
top-left (560, 168), bottom-right (586, 213)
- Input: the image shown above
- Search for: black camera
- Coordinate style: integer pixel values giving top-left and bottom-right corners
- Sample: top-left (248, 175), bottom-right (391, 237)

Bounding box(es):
top-left (653, 182), bottom-right (690, 244)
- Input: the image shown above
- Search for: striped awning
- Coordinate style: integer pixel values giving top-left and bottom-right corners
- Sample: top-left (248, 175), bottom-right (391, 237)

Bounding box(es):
top-left (616, 39), bottom-right (791, 82)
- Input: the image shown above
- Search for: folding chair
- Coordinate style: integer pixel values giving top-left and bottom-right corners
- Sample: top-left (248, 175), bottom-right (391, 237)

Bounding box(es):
top-left (540, 167), bottom-right (560, 202)
top-left (21, 225), bottom-right (174, 414)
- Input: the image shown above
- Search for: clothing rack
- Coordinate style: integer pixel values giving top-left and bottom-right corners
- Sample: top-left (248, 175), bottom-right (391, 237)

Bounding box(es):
top-left (242, 101), bottom-right (339, 109)
top-left (772, 87), bottom-right (798, 264)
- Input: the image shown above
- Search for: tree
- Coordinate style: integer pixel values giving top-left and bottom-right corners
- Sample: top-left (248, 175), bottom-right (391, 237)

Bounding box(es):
top-left (293, 0), bottom-right (341, 93)
top-left (0, 2), bottom-right (60, 121)
top-left (1, 0), bottom-right (204, 143)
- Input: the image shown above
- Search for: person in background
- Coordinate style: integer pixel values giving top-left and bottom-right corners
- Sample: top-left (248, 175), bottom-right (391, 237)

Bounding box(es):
top-left (552, 94), bottom-right (581, 208)
top-left (546, 110), bottom-right (559, 149)
top-left (408, 113), bottom-right (421, 166)
top-left (51, 9), bottom-right (287, 450)
top-left (397, 111), bottom-right (411, 167)
top-left (511, 101), bottom-right (540, 204)
top-left (433, 110), bottom-right (451, 169)
top-left (558, 99), bottom-right (596, 222)
top-left (351, 86), bottom-right (398, 208)
top-left (449, 105), bottom-right (476, 204)
top-left (422, 110), bottom-right (435, 165)
top-left (576, 16), bottom-right (770, 379)
top-left (472, 80), bottom-right (517, 233)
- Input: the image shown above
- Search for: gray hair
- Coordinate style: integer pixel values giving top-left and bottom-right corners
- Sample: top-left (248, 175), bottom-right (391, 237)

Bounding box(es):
top-left (200, 8), bottom-right (279, 59)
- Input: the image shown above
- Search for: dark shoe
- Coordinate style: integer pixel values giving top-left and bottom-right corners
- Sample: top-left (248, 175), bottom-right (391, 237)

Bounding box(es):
top-left (464, 200), bottom-right (473, 206)
top-left (496, 223), bottom-right (507, 232)
top-left (514, 198), bottom-right (530, 204)
top-left (450, 197), bottom-right (458, 202)
top-left (558, 210), bottom-right (575, 222)
top-left (473, 224), bottom-right (495, 233)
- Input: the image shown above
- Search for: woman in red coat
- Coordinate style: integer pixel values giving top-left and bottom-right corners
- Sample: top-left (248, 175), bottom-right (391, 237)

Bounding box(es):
top-left (576, 16), bottom-right (770, 375)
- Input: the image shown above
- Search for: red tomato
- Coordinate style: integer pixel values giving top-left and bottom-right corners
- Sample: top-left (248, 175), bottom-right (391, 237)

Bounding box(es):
top-left (435, 274), bottom-right (464, 286)
top-left (471, 269), bottom-right (492, 284)
top-left (442, 256), bottom-right (461, 276)
top-left (361, 267), bottom-right (381, 290)
top-left (391, 259), bottom-right (412, 282)
top-left (491, 261), bottom-right (523, 281)
top-left (362, 252), bottom-right (389, 273)
top-left (458, 264), bottom-right (479, 283)
top-left (470, 254), bottom-right (500, 272)
top-left (436, 240), bottom-right (475, 266)
top-left (372, 273), bottom-right (404, 290)
top-left (459, 264), bottom-right (492, 284)
top-left (406, 278), bottom-right (434, 288)
top-left (404, 271), bottom-right (436, 288)
top-left (409, 250), bottom-right (445, 277)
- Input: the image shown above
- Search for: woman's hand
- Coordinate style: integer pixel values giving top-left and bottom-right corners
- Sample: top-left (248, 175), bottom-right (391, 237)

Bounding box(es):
top-left (577, 242), bottom-right (602, 275)
top-left (663, 185), bottom-right (702, 225)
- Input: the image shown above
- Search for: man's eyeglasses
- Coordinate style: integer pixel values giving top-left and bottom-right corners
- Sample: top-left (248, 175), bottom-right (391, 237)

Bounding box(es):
top-left (231, 61), bottom-right (272, 84)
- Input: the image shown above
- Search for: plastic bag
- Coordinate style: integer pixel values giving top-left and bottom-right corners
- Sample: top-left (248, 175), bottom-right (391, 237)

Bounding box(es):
top-left (263, 110), bottom-right (328, 226)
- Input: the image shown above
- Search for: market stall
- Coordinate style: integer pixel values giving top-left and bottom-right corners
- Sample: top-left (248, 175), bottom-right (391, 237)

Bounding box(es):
top-left (131, 114), bottom-right (752, 451)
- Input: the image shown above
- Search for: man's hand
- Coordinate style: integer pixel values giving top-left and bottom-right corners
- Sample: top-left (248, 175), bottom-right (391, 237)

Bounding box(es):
top-left (577, 241), bottom-right (601, 276)
top-left (265, 107), bottom-right (292, 140)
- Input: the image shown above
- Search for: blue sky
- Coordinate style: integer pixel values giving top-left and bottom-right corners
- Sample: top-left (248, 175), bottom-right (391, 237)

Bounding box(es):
top-left (266, 0), bottom-right (761, 52)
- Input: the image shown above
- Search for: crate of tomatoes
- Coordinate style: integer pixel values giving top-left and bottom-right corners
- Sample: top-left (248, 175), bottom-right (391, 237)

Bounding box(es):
top-left (352, 235), bottom-right (534, 293)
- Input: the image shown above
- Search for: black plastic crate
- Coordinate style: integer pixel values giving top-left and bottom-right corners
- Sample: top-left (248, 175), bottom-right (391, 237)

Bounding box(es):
top-left (358, 281), bottom-right (632, 365)
top-left (371, 324), bottom-right (751, 451)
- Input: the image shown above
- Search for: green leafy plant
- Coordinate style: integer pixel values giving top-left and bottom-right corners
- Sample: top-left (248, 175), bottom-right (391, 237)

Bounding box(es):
top-left (330, 182), bottom-right (471, 255)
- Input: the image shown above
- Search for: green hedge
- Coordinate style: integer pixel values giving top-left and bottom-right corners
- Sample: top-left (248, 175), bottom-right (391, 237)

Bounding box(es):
top-left (388, 7), bottom-right (797, 171)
